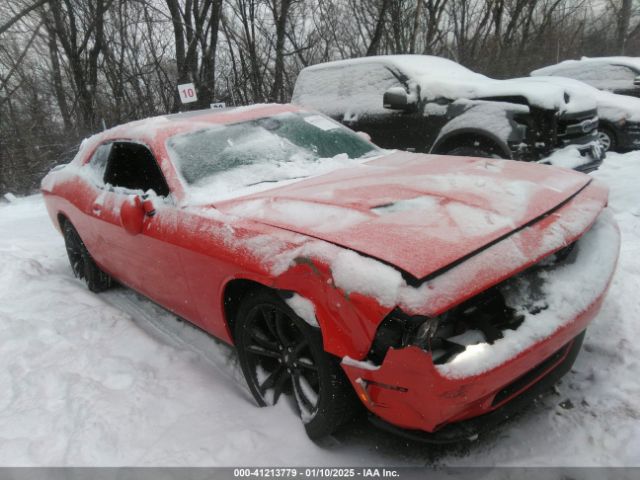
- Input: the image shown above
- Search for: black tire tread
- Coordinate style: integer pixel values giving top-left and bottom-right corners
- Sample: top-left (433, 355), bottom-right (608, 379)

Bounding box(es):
top-left (62, 219), bottom-right (112, 293)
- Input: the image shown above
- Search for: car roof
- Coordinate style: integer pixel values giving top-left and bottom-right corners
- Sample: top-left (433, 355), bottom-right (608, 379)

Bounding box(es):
top-left (532, 56), bottom-right (640, 75)
top-left (96, 103), bottom-right (304, 144)
top-left (300, 54), bottom-right (474, 77)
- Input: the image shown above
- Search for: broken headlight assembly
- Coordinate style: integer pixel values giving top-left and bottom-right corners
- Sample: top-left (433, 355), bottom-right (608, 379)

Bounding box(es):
top-left (367, 241), bottom-right (577, 366)
top-left (368, 290), bottom-right (526, 366)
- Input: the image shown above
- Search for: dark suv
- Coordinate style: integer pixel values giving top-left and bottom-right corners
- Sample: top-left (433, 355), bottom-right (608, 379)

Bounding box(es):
top-left (292, 55), bottom-right (604, 172)
top-left (532, 57), bottom-right (640, 98)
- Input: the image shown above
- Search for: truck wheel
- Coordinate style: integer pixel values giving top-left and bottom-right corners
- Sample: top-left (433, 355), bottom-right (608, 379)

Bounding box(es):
top-left (597, 128), bottom-right (616, 152)
top-left (234, 289), bottom-right (359, 440)
top-left (445, 146), bottom-right (503, 159)
top-left (62, 220), bottom-right (112, 292)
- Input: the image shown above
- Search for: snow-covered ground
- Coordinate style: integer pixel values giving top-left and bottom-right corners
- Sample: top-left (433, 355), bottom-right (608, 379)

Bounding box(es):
top-left (0, 153), bottom-right (639, 466)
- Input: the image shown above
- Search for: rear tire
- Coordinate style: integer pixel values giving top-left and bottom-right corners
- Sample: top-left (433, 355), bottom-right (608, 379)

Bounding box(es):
top-left (62, 220), bottom-right (112, 292)
top-left (234, 289), bottom-right (359, 440)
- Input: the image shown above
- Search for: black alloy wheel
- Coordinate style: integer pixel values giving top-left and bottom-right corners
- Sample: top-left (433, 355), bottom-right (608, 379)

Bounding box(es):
top-left (235, 289), bottom-right (359, 440)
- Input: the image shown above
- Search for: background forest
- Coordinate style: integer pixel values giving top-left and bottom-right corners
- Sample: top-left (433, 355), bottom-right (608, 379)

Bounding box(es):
top-left (1, 0), bottom-right (639, 194)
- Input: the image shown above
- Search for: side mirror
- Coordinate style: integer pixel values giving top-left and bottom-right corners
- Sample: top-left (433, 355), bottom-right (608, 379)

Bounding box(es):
top-left (383, 87), bottom-right (416, 112)
top-left (120, 194), bottom-right (156, 235)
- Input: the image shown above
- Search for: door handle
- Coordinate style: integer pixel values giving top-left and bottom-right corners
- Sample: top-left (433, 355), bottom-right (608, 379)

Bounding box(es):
top-left (92, 203), bottom-right (102, 214)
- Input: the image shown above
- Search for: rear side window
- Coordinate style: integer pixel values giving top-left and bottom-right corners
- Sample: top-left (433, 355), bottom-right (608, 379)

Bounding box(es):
top-left (337, 64), bottom-right (403, 115)
top-left (103, 142), bottom-right (170, 197)
top-left (293, 67), bottom-right (343, 114)
top-left (293, 63), bottom-right (403, 117)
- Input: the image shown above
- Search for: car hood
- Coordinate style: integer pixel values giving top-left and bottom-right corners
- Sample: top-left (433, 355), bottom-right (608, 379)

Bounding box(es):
top-left (382, 56), bottom-right (596, 114)
top-left (215, 152), bottom-right (593, 279)
top-left (430, 76), bottom-right (597, 115)
top-left (527, 75), bottom-right (640, 123)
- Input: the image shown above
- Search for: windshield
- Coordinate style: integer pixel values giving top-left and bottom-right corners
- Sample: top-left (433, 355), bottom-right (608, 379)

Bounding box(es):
top-left (166, 111), bottom-right (380, 202)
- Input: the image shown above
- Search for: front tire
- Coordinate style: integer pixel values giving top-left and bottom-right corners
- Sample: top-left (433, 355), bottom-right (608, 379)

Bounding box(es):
top-left (62, 220), bottom-right (112, 292)
top-left (234, 289), bottom-right (359, 440)
top-left (597, 128), bottom-right (616, 152)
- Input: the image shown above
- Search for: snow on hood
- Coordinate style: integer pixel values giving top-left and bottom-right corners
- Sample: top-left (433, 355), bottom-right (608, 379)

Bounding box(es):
top-left (297, 55), bottom-right (596, 115)
top-left (526, 76), bottom-right (640, 123)
top-left (215, 151), bottom-right (592, 280)
top-left (389, 56), bottom-right (596, 114)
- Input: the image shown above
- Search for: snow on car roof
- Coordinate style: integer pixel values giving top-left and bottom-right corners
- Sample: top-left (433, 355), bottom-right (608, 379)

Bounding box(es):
top-left (532, 56), bottom-right (640, 75)
top-left (302, 54), bottom-right (476, 76)
top-left (119, 103), bottom-right (302, 139)
top-left (295, 55), bottom-right (595, 115)
top-left (527, 76), bottom-right (640, 123)
top-left (72, 104), bottom-right (306, 160)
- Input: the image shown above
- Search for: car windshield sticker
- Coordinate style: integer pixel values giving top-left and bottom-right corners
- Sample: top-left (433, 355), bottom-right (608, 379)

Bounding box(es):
top-left (303, 114), bottom-right (340, 131)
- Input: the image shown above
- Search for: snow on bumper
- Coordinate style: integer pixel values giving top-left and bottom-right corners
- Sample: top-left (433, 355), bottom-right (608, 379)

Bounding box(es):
top-left (543, 141), bottom-right (604, 172)
top-left (341, 210), bottom-right (620, 433)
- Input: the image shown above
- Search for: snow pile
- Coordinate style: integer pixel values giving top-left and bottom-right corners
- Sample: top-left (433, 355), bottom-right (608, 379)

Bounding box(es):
top-left (0, 197), bottom-right (351, 466)
top-left (544, 145), bottom-right (595, 170)
top-left (435, 100), bottom-right (527, 144)
top-left (285, 294), bottom-right (318, 328)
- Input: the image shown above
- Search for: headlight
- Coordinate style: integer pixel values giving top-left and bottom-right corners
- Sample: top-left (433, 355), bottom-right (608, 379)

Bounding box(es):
top-left (368, 309), bottom-right (433, 363)
top-left (368, 287), bottom-right (527, 365)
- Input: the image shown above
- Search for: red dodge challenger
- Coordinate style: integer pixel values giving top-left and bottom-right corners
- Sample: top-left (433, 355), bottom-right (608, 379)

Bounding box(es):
top-left (41, 104), bottom-right (620, 442)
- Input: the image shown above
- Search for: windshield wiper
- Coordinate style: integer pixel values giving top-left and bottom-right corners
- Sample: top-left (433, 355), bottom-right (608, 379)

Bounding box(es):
top-left (245, 175), bottom-right (309, 187)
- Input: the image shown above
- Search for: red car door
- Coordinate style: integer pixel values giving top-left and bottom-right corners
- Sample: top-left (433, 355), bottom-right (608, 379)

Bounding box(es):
top-left (86, 141), bottom-right (199, 321)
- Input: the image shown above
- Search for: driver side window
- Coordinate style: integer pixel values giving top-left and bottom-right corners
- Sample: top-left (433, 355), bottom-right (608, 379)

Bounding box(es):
top-left (103, 142), bottom-right (170, 197)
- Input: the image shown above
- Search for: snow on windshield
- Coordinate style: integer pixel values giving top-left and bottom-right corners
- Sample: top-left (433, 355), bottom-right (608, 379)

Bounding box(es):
top-left (166, 112), bottom-right (380, 204)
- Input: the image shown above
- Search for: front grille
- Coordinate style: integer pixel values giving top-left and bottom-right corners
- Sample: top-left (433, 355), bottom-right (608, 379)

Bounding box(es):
top-left (625, 122), bottom-right (640, 133)
top-left (557, 115), bottom-right (598, 138)
top-left (491, 339), bottom-right (573, 406)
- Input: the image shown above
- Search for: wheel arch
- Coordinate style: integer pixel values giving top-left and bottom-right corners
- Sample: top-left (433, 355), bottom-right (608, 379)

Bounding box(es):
top-left (56, 212), bottom-right (70, 230)
top-left (430, 127), bottom-right (512, 159)
top-left (221, 277), bottom-right (311, 344)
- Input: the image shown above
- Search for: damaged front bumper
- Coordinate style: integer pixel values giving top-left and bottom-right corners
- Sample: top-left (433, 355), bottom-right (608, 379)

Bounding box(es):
top-left (340, 210), bottom-right (620, 441)
top-left (541, 141), bottom-right (604, 173)
top-left (573, 141), bottom-right (605, 173)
